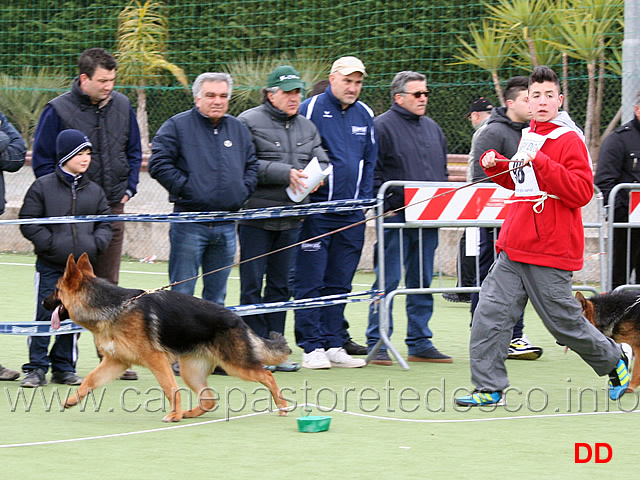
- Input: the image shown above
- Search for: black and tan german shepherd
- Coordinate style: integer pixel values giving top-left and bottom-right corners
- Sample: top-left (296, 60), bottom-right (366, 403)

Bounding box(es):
top-left (44, 253), bottom-right (291, 422)
top-left (576, 290), bottom-right (640, 391)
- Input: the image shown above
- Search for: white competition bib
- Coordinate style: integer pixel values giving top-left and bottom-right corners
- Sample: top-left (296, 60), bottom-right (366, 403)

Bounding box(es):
top-left (509, 127), bottom-right (572, 197)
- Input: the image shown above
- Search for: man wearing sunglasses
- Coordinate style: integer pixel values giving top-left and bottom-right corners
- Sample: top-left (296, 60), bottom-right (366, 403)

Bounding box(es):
top-left (367, 71), bottom-right (451, 366)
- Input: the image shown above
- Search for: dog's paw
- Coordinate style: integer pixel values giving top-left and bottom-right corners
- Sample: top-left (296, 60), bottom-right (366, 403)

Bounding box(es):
top-left (63, 396), bottom-right (79, 409)
top-left (162, 412), bottom-right (183, 422)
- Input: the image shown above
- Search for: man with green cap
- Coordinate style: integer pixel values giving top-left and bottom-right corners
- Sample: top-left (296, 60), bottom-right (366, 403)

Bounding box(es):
top-left (237, 66), bottom-right (330, 372)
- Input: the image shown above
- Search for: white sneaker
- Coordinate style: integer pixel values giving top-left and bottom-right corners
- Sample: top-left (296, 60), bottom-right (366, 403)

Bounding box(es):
top-left (302, 348), bottom-right (331, 369)
top-left (326, 347), bottom-right (366, 368)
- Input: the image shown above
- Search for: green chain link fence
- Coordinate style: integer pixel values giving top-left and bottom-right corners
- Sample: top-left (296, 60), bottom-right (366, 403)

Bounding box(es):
top-left (0, 0), bottom-right (632, 277)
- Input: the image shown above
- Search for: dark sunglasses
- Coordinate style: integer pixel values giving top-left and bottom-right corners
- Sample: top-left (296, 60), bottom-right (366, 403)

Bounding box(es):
top-left (402, 90), bottom-right (430, 98)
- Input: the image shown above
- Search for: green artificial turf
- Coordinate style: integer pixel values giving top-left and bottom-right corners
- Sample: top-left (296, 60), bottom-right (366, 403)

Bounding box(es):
top-left (0, 253), bottom-right (638, 478)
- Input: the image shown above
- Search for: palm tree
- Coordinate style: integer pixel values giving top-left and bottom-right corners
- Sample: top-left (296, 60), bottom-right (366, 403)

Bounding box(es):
top-left (453, 20), bottom-right (512, 105)
top-left (546, 0), bottom-right (621, 154)
top-left (223, 52), bottom-right (332, 113)
top-left (116, 0), bottom-right (189, 154)
top-left (600, 47), bottom-right (623, 141)
top-left (484, 0), bottom-right (552, 69)
top-left (0, 67), bottom-right (68, 148)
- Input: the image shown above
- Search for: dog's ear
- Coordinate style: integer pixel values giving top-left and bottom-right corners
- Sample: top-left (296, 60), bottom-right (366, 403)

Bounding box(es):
top-left (575, 291), bottom-right (596, 325)
top-left (575, 292), bottom-right (588, 311)
top-left (62, 253), bottom-right (82, 289)
top-left (76, 252), bottom-right (96, 277)
top-left (64, 253), bottom-right (78, 276)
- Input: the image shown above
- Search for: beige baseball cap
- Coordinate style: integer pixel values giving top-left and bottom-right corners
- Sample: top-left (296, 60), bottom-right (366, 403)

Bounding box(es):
top-left (330, 56), bottom-right (367, 76)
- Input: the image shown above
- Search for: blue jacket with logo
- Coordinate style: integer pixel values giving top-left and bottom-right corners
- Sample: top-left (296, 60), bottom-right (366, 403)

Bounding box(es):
top-left (299, 86), bottom-right (377, 203)
top-left (148, 108), bottom-right (258, 212)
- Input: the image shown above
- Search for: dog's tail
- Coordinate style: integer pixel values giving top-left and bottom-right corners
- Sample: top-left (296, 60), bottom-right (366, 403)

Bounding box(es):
top-left (250, 330), bottom-right (291, 366)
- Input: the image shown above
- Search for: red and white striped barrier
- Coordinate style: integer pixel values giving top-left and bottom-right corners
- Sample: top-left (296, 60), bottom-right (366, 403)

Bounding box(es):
top-left (629, 191), bottom-right (640, 223)
top-left (404, 184), bottom-right (513, 223)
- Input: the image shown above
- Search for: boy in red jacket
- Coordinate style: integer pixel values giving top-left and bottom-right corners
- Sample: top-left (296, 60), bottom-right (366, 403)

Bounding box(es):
top-left (456, 66), bottom-right (630, 406)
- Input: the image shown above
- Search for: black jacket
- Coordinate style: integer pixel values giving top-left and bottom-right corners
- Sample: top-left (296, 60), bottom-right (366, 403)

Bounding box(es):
top-left (595, 116), bottom-right (640, 221)
top-left (238, 100), bottom-right (329, 229)
top-left (374, 102), bottom-right (448, 211)
top-left (470, 106), bottom-right (530, 182)
top-left (149, 108), bottom-right (258, 213)
top-left (19, 168), bottom-right (113, 271)
top-left (32, 79), bottom-right (142, 204)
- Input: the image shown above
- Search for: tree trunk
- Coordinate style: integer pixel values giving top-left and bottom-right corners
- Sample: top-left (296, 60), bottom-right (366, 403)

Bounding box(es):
top-left (492, 71), bottom-right (505, 106)
top-left (584, 61), bottom-right (596, 156)
top-left (526, 35), bottom-right (538, 68)
top-left (136, 87), bottom-right (150, 155)
top-left (601, 106), bottom-right (622, 140)
top-left (562, 52), bottom-right (569, 114)
top-left (592, 39), bottom-right (606, 154)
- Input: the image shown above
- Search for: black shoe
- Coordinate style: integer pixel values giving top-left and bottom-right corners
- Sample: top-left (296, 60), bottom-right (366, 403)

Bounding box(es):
top-left (119, 369), bottom-right (138, 380)
top-left (51, 371), bottom-right (83, 385)
top-left (369, 350), bottom-right (393, 366)
top-left (442, 292), bottom-right (472, 303)
top-left (20, 368), bottom-right (47, 388)
top-left (343, 339), bottom-right (367, 356)
top-left (172, 362), bottom-right (180, 376)
top-left (408, 347), bottom-right (453, 363)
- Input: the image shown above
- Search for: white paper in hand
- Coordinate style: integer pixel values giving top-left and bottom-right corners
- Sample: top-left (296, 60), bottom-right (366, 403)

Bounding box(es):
top-left (286, 157), bottom-right (333, 203)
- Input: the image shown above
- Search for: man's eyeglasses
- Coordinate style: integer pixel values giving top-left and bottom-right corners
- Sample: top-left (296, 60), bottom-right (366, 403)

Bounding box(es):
top-left (402, 90), bottom-right (430, 98)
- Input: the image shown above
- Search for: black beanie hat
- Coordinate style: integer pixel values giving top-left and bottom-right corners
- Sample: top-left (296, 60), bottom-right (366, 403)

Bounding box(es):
top-left (56, 129), bottom-right (92, 166)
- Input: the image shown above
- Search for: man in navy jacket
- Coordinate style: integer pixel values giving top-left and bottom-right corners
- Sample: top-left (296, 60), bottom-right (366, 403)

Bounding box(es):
top-left (367, 71), bottom-right (451, 366)
top-left (294, 56), bottom-right (377, 369)
top-left (149, 72), bottom-right (258, 306)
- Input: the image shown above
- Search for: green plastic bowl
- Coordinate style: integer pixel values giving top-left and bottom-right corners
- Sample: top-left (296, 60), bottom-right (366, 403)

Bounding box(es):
top-left (296, 415), bottom-right (332, 433)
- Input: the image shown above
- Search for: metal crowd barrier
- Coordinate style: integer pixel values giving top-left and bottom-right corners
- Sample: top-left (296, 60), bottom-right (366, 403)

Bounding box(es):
top-left (367, 181), bottom-right (607, 370)
top-left (607, 183), bottom-right (640, 293)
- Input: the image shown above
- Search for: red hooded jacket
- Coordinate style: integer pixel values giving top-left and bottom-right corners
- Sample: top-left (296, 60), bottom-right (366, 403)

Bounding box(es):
top-left (482, 118), bottom-right (593, 271)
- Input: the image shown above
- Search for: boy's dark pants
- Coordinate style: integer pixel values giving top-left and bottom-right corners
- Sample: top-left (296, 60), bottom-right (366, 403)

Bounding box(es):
top-left (22, 260), bottom-right (78, 374)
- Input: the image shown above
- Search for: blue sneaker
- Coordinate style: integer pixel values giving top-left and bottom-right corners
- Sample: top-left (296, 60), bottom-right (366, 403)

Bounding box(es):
top-left (608, 346), bottom-right (631, 401)
top-left (455, 390), bottom-right (503, 407)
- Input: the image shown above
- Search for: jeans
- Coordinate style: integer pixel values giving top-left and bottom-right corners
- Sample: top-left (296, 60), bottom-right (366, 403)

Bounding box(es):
top-left (367, 216), bottom-right (438, 355)
top-left (169, 221), bottom-right (236, 305)
top-left (22, 260), bottom-right (78, 374)
top-left (238, 224), bottom-right (299, 338)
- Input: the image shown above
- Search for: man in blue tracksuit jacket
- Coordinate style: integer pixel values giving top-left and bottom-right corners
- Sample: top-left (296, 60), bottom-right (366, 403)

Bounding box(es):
top-left (294, 56), bottom-right (377, 369)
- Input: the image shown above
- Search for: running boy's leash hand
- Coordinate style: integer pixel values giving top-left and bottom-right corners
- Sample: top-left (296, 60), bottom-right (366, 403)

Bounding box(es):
top-left (481, 150), bottom-right (536, 168)
top-left (480, 150), bottom-right (497, 168)
top-left (522, 152), bottom-right (536, 167)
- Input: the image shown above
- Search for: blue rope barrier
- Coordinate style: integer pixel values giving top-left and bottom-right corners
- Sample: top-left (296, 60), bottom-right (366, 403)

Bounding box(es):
top-left (0, 290), bottom-right (382, 336)
top-left (0, 199), bottom-right (378, 225)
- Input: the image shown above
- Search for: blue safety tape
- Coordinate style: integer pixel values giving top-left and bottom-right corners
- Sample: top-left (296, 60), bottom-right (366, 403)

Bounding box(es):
top-left (228, 289), bottom-right (381, 316)
top-left (0, 320), bottom-right (86, 336)
top-left (1, 290), bottom-right (382, 336)
top-left (0, 199), bottom-right (378, 225)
